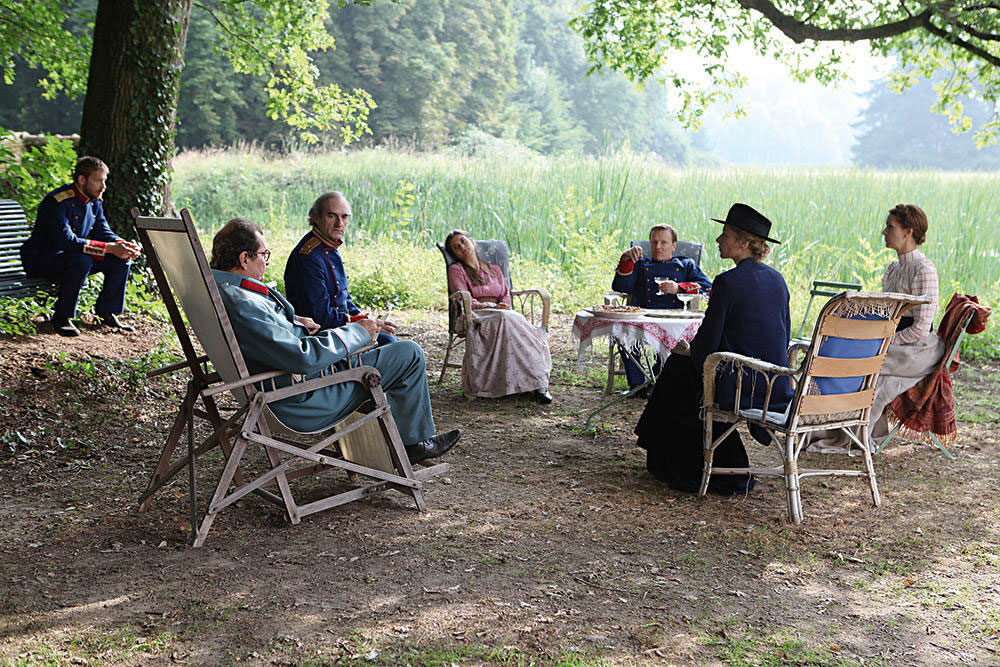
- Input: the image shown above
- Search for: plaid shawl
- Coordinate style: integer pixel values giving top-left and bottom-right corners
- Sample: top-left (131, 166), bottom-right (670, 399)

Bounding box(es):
top-left (888, 293), bottom-right (991, 437)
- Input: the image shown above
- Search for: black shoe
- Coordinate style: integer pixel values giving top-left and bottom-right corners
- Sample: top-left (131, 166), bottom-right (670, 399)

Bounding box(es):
top-left (95, 313), bottom-right (135, 332)
top-left (51, 318), bottom-right (80, 337)
top-left (405, 429), bottom-right (461, 464)
top-left (533, 388), bottom-right (553, 404)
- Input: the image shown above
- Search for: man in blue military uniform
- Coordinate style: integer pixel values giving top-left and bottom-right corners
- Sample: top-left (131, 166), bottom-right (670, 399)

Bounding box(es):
top-left (210, 218), bottom-right (459, 464)
top-left (19, 156), bottom-right (141, 336)
top-left (611, 224), bottom-right (712, 392)
top-left (635, 204), bottom-right (793, 495)
top-left (284, 191), bottom-right (396, 346)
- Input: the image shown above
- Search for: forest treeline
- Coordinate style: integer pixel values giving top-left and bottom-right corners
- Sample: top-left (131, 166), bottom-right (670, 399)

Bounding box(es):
top-left (1, 0), bottom-right (699, 163)
top-left (3, 0), bottom-right (1000, 169)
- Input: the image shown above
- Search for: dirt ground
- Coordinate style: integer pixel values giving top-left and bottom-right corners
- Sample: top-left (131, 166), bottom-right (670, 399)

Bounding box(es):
top-left (1, 310), bottom-right (998, 666)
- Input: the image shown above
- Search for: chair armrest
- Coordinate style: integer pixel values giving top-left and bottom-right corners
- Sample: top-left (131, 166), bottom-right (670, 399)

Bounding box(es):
top-left (786, 340), bottom-right (811, 370)
top-left (448, 290), bottom-right (474, 334)
top-left (259, 365), bottom-right (380, 403)
top-left (702, 351), bottom-right (799, 415)
top-left (511, 288), bottom-right (551, 330)
top-left (201, 369), bottom-right (290, 397)
top-left (349, 341), bottom-right (378, 367)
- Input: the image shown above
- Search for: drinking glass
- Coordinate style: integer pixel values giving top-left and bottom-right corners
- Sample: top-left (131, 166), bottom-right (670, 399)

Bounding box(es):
top-left (677, 293), bottom-right (695, 312)
top-left (654, 277), bottom-right (669, 296)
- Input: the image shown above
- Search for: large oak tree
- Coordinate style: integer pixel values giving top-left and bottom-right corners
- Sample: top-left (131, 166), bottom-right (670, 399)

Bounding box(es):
top-left (571, 1), bottom-right (1000, 144)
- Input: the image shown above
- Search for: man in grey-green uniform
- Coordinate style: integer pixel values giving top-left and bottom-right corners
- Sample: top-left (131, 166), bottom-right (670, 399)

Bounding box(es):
top-left (209, 218), bottom-right (459, 463)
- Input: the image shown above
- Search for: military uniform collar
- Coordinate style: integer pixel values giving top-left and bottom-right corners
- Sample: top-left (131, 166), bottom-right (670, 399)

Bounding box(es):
top-left (71, 183), bottom-right (95, 203)
top-left (213, 269), bottom-right (269, 295)
top-left (310, 228), bottom-right (343, 249)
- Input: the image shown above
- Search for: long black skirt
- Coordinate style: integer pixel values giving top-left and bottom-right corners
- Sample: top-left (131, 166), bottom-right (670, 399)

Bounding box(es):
top-left (634, 354), bottom-right (754, 495)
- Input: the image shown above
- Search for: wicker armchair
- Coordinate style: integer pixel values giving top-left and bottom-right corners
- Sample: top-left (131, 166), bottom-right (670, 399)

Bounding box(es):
top-left (436, 239), bottom-right (550, 382)
top-left (700, 291), bottom-right (932, 523)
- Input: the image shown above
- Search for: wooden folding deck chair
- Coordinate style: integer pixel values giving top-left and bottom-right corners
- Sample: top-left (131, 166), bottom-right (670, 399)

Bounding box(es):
top-left (133, 208), bottom-right (448, 546)
top-left (700, 291), bottom-right (931, 523)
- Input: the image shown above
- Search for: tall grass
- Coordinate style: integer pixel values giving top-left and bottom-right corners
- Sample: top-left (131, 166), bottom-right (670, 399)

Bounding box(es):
top-left (172, 148), bottom-right (1000, 356)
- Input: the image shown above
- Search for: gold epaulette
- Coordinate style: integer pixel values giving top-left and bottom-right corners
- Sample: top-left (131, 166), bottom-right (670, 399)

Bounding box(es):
top-left (299, 236), bottom-right (321, 254)
top-left (53, 189), bottom-right (74, 203)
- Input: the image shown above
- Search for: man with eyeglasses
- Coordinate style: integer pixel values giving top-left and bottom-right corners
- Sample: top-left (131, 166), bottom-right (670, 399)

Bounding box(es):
top-left (284, 191), bottom-right (397, 346)
top-left (209, 218), bottom-right (460, 464)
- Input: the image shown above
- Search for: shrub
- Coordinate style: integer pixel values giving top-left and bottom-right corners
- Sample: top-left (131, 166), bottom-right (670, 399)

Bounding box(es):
top-left (0, 129), bottom-right (77, 214)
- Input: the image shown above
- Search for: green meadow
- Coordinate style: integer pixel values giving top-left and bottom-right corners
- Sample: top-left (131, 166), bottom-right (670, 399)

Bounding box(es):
top-left (171, 148), bottom-right (1000, 356)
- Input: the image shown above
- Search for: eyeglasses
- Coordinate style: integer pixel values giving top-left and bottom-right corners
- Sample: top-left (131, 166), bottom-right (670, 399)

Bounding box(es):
top-left (248, 249), bottom-right (271, 261)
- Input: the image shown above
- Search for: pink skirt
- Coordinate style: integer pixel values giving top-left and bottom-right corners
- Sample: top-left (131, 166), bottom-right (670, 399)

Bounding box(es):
top-left (462, 310), bottom-right (551, 398)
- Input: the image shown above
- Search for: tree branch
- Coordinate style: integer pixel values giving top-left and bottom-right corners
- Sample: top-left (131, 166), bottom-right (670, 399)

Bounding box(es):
top-left (922, 14), bottom-right (1000, 67)
top-left (737, 0), bottom-right (934, 43)
top-left (956, 20), bottom-right (1000, 41)
top-left (192, 1), bottom-right (282, 78)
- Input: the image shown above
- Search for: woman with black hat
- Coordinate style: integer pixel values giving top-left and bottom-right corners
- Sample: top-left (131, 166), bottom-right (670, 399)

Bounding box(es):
top-left (634, 203), bottom-right (794, 495)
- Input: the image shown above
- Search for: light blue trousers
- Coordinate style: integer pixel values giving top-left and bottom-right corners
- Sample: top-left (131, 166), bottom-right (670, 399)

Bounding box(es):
top-left (268, 339), bottom-right (436, 446)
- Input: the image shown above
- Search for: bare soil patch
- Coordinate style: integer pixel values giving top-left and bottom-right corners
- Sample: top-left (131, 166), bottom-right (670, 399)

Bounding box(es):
top-left (1, 311), bottom-right (998, 665)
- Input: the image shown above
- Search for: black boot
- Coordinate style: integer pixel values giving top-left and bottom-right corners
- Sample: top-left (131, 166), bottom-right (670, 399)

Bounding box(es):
top-left (51, 318), bottom-right (80, 337)
top-left (533, 388), bottom-right (553, 404)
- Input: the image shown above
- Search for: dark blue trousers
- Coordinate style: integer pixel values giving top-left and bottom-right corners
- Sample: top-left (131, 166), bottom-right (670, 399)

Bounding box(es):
top-left (30, 251), bottom-right (131, 322)
top-left (376, 332), bottom-right (398, 348)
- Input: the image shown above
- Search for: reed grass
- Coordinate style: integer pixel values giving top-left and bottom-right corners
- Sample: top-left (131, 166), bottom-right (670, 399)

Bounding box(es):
top-left (172, 148), bottom-right (1000, 356)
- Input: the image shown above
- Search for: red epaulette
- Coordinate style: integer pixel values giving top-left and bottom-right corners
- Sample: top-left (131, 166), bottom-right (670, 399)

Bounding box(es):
top-left (239, 279), bottom-right (269, 296)
top-left (299, 236), bottom-right (322, 254)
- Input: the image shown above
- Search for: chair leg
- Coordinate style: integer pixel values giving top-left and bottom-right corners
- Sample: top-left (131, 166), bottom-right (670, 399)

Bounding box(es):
top-left (605, 339), bottom-right (617, 395)
top-left (257, 416), bottom-right (300, 524)
top-left (874, 421), bottom-right (903, 455)
top-left (928, 433), bottom-right (956, 461)
top-left (698, 413), bottom-right (714, 498)
top-left (193, 432), bottom-right (250, 547)
top-left (439, 334), bottom-right (455, 383)
top-left (860, 423), bottom-right (882, 507)
top-left (783, 435), bottom-right (803, 524)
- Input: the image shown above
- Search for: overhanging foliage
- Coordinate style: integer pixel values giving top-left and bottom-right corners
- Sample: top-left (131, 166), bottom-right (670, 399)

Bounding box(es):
top-left (571, 1), bottom-right (1000, 145)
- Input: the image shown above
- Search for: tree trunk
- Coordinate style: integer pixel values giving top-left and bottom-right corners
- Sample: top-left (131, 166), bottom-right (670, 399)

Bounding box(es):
top-left (79, 0), bottom-right (193, 238)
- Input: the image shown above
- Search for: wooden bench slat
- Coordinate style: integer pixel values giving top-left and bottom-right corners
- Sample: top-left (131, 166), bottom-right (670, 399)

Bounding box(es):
top-left (0, 198), bottom-right (58, 299)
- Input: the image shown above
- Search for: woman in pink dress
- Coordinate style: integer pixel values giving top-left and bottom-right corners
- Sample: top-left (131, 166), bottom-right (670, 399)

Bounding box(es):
top-left (445, 230), bottom-right (552, 403)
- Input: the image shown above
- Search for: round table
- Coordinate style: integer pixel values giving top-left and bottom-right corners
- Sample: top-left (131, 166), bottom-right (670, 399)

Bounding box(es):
top-left (572, 310), bottom-right (703, 365)
top-left (571, 309), bottom-right (703, 430)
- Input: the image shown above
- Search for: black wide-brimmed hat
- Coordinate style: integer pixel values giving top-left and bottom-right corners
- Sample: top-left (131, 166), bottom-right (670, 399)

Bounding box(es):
top-left (711, 203), bottom-right (781, 244)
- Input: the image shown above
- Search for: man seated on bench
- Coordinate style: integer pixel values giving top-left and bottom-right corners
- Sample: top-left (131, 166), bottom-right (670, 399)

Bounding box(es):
top-left (19, 156), bottom-right (142, 336)
top-left (209, 218), bottom-right (460, 464)
top-left (611, 223), bottom-right (712, 394)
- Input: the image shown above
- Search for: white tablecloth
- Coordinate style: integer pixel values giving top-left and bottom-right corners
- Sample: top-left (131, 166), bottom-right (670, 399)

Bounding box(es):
top-left (571, 310), bottom-right (703, 365)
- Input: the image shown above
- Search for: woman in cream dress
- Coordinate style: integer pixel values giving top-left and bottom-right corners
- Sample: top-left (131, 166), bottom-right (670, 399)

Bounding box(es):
top-left (810, 204), bottom-right (945, 451)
